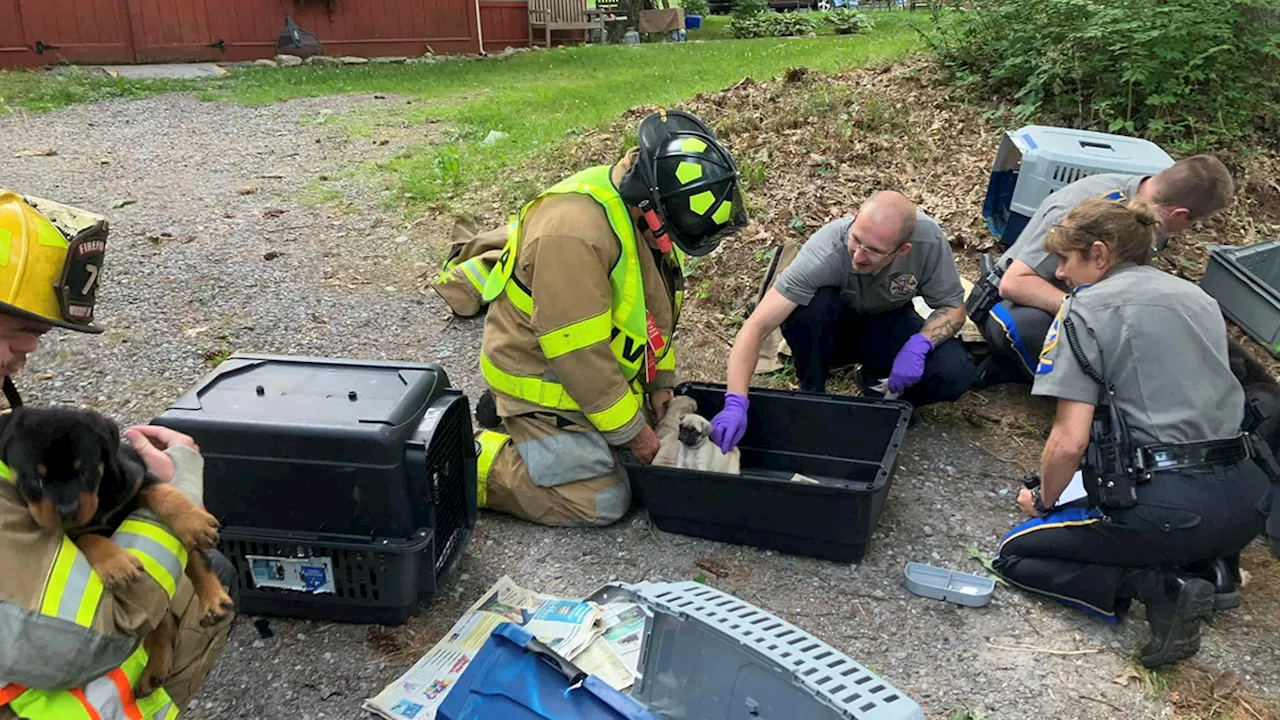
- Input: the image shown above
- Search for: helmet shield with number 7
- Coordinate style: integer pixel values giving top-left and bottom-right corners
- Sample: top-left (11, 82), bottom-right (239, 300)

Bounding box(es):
top-left (0, 190), bottom-right (106, 333)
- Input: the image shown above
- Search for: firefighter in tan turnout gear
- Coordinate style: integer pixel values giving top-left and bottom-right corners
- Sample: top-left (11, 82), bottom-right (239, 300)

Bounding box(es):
top-left (434, 110), bottom-right (747, 527)
top-left (0, 191), bottom-right (234, 719)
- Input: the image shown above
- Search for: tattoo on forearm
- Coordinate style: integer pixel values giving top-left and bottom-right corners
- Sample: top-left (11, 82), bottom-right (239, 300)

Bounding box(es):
top-left (923, 307), bottom-right (964, 346)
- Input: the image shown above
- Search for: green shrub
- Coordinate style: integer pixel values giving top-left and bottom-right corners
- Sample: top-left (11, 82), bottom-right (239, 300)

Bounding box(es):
top-left (728, 15), bottom-right (766, 37)
top-left (729, 12), bottom-right (819, 37)
top-left (682, 0), bottom-right (710, 16)
top-left (824, 9), bottom-right (873, 34)
top-left (927, 0), bottom-right (1280, 150)
top-left (731, 0), bottom-right (770, 20)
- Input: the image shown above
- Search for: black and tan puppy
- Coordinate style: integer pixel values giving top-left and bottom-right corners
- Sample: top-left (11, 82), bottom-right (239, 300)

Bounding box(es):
top-left (0, 406), bottom-right (233, 695)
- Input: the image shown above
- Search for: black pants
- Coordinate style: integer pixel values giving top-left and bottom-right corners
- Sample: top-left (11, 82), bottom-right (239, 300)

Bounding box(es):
top-left (780, 286), bottom-right (976, 406)
top-left (993, 460), bottom-right (1270, 620)
top-left (980, 300), bottom-right (1053, 381)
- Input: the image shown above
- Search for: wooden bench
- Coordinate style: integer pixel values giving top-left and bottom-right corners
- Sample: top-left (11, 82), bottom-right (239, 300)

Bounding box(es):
top-left (528, 0), bottom-right (606, 48)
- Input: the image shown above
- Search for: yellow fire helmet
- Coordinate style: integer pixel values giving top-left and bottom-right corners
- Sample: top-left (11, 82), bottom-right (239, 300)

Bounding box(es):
top-left (0, 190), bottom-right (106, 334)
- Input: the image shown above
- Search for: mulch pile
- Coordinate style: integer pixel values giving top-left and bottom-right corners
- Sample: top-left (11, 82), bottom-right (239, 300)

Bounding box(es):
top-left (482, 60), bottom-right (1280, 385)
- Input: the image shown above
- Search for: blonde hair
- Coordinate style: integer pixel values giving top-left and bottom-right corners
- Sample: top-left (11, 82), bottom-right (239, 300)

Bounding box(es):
top-left (1044, 198), bottom-right (1161, 266)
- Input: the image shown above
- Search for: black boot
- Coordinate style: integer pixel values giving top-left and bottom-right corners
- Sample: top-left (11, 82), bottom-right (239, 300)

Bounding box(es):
top-left (1182, 557), bottom-right (1241, 611)
top-left (1121, 569), bottom-right (1215, 668)
top-left (475, 390), bottom-right (500, 430)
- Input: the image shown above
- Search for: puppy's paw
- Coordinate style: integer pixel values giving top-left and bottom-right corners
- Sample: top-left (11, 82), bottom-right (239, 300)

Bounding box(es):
top-left (94, 551), bottom-right (146, 589)
top-left (136, 663), bottom-right (170, 698)
top-left (170, 506), bottom-right (221, 550)
top-left (199, 585), bottom-right (235, 627)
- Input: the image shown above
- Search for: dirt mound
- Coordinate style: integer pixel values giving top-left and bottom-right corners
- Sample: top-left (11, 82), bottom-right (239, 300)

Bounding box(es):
top-left (504, 60), bottom-right (1280, 384)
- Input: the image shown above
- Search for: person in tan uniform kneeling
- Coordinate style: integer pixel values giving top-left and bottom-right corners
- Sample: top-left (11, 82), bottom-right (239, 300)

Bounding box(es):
top-left (0, 191), bottom-right (234, 719)
top-left (434, 110), bottom-right (747, 527)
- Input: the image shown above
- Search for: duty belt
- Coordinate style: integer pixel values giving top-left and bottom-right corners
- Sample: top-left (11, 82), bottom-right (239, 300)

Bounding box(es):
top-left (1138, 434), bottom-right (1252, 473)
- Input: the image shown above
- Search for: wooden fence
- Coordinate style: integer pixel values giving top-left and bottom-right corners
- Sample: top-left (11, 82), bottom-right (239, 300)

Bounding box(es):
top-left (0, 0), bottom-right (542, 67)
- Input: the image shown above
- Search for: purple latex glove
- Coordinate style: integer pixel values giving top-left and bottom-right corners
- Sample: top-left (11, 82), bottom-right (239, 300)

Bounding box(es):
top-left (709, 393), bottom-right (749, 454)
top-left (888, 334), bottom-right (933, 396)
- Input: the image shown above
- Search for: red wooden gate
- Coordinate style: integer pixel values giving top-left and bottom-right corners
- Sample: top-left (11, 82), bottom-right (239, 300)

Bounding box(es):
top-left (7, 0), bottom-right (136, 64)
top-left (0, 0), bottom-right (488, 68)
top-left (130, 0), bottom-right (222, 62)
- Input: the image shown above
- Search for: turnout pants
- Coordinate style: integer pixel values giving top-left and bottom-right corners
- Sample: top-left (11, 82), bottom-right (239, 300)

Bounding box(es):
top-left (981, 300), bottom-right (1053, 380)
top-left (0, 552), bottom-right (236, 720)
top-left (781, 286), bottom-right (976, 405)
top-left (993, 460), bottom-right (1270, 620)
top-left (477, 413), bottom-right (631, 528)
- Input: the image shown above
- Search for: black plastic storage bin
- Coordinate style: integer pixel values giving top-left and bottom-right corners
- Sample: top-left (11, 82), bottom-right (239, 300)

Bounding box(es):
top-left (624, 383), bottom-right (911, 563)
top-left (152, 354), bottom-right (477, 625)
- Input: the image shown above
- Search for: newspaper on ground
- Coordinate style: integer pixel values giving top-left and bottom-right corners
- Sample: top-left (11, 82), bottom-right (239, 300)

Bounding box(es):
top-left (363, 576), bottom-right (637, 720)
top-left (569, 600), bottom-right (648, 691)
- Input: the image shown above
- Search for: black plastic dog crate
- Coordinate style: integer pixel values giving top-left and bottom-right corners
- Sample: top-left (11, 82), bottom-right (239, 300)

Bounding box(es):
top-left (153, 354), bottom-right (477, 625)
top-left (624, 383), bottom-right (911, 563)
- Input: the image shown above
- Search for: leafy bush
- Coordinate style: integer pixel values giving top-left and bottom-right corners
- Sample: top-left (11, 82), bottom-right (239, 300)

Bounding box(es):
top-left (731, 0), bottom-right (770, 20)
top-left (824, 9), bottom-right (873, 34)
top-left (682, 0), bottom-right (710, 15)
top-left (729, 12), bottom-right (820, 37)
top-left (928, 0), bottom-right (1280, 149)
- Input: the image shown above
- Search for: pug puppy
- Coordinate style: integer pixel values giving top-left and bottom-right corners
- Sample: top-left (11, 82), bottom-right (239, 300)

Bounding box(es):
top-left (675, 412), bottom-right (741, 475)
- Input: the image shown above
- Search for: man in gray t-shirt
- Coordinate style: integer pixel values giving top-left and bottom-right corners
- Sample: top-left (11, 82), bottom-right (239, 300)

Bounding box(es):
top-left (980, 155), bottom-right (1235, 381)
top-left (708, 192), bottom-right (977, 453)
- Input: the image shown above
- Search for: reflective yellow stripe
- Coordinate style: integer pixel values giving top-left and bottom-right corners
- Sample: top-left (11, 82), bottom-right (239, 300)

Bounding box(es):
top-left (458, 259), bottom-right (489, 293)
top-left (40, 536), bottom-right (104, 627)
top-left (114, 516), bottom-right (188, 599)
top-left (137, 691), bottom-right (179, 720)
top-left (9, 646), bottom-right (177, 720)
top-left (475, 430), bottom-right (512, 510)
top-left (481, 353), bottom-right (578, 411)
top-left (504, 281), bottom-right (533, 315)
top-left (538, 310), bottom-right (612, 360)
top-left (0, 458), bottom-right (12, 482)
top-left (481, 354), bottom-right (642, 434)
top-left (657, 346), bottom-right (676, 372)
top-left (585, 390), bottom-right (642, 434)
top-left (33, 213), bottom-right (68, 249)
top-left (117, 517), bottom-right (187, 563)
top-left (8, 688), bottom-right (95, 719)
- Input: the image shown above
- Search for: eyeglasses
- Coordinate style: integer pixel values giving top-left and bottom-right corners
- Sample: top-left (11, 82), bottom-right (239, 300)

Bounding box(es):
top-left (846, 220), bottom-right (898, 260)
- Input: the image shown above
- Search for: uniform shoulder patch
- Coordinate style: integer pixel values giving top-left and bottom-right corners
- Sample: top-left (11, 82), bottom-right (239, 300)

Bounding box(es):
top-left (1034, 297), bottom-right (1068, 376)
top-left (889, 272), bottom-right (918, 298)
top-left (1102, 190), bottom-right (1126, 202)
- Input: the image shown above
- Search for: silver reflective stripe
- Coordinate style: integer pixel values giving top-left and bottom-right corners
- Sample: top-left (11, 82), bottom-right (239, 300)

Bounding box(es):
top-left (82, 672), bottom-right (129, 720)
top-left (113, 531), bottom-right (183, 590)
top-left (153, 701), bottom-right (174, 719)
top-left (593, 474), bottom-right (631, 527)
top-left (55, 551), bottom-right (95, 623)
top-left (516, 429), bottom-right (616, 488)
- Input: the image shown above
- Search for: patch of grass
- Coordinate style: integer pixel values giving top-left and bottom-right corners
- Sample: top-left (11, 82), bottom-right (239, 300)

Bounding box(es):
top-left (202, 347), bottom-right (232, 367)
top-left (2, 18), bottom-right (915, 211)
top-left (739, 155), bottom-right (769, 189)
top-left (754, 363), bottom-right (798, 390)
top-left (687, 14), bottom-right (735, 41)
top-left (947, 710), bottom-right (989, 720)
top-left (299, 180), bottom-right (343, 206)
top-left (0, 67), bottom-right (202, 114)
top-left (1124, 655), bottom-right (1173, 701)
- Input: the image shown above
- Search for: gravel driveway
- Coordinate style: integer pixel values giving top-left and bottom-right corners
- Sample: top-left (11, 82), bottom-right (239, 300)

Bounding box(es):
top-left (1, 93), bottom-right (1275, 720)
